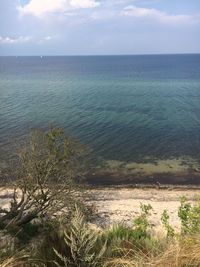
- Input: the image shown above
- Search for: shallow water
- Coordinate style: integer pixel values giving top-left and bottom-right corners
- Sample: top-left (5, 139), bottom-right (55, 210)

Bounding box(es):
top-left (0, 55), bottom-right (200, 181)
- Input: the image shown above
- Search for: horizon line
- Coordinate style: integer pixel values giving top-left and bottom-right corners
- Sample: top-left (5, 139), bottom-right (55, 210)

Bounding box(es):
top-left (0, 52), bottom-right (200, 57)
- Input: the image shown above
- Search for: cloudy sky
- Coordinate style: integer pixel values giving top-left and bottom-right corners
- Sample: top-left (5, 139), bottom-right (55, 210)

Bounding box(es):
top-left (0, 0), bottom-right (200, 55)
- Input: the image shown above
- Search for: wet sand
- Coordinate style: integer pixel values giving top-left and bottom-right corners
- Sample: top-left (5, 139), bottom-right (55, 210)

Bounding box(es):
top-left (86, 157), bottom-right (200, 186)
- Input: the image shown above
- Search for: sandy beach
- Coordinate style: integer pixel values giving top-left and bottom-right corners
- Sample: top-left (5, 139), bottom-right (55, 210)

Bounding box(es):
top-left (89, 187), bottom-right (200, 233)
top-left (1, 186), bottom-right (199, 233)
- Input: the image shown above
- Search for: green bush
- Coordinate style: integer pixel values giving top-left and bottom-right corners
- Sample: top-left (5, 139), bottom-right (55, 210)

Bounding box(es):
top-left (132, 203), bottom-right (152, 239)
top-left (161, 209), bottom-right (175, 238)
top-left (102, 224), bottom-right (139, 255)
top-left (98, 203), bottom-right (154, 259)
top-left (178, 196), bottom-right (200, 234)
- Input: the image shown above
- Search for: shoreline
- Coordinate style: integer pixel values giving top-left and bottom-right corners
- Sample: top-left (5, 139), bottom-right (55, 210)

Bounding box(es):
top-left (1, 186), bottom-right (200, 231)
top-left (1, 172), bottom-right (200, 189)
top-left (86, 157), bottom-right (200, 186)
top-left (85, 171), bottom-right (200, 187)
top-left (1, 155), bottom-right (200, 186)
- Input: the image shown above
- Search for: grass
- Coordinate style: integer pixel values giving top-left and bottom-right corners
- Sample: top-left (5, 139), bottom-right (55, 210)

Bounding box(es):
top-left (1, 197), bottom-right (200, 267)
top-left (104, 236), bottom-right (200, 267)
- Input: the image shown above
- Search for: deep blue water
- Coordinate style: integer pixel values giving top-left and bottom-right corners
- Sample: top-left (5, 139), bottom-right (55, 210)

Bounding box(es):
top-left (0, 54), bottom-right (200, 163)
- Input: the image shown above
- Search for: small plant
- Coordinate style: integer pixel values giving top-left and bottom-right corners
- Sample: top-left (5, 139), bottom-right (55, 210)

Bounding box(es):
top-left (101, 203), bottom-right (155, 260)
top-left (54, 205), bottom-right (106, 267)
top-left (161, 209), bottom-right (175, 238)
top-left (101, 224), bottom-right (140, 258)
top-left (133, 203), bottom-right (152, 239)
top-left (178, 196), bottom-right (200, 234)
top-left (105, 224), bottom-right (137, 243)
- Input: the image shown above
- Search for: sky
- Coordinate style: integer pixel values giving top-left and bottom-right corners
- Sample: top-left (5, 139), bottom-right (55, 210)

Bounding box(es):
top-left (0, 0), bottom-right (200, 55)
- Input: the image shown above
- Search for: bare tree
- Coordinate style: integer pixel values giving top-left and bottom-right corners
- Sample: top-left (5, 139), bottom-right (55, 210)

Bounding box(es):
top-left (0, 127), bottom-right (87, 228)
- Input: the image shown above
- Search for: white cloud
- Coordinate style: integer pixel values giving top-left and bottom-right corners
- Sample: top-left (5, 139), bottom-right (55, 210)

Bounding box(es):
top-left (70, 0), bottom-right (99, 8)
top-left (0, 36), bottom-right (53, 44)
top-left (121, 5), bottom-right (192, 24)
top-left (0, 36), bottom-right (32, 44)
top-left (18, 0), bottom-right (99, 17)
top-left (90, 10), bottom-right (115, 20)
top-left (18, 0), bottom-right (67, 17)
top-left (43, 36), bottom-right (52, 41)
top-left (37, 36), bottom-right (55, 44)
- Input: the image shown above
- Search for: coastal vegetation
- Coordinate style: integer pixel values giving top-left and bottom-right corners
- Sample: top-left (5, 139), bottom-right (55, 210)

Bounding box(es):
top-left (1, 197), bottom-right (200, 267)
top-left (0, 127), bottom-right (88, 230)
top-left (0, 128), bottom-right (200, 267)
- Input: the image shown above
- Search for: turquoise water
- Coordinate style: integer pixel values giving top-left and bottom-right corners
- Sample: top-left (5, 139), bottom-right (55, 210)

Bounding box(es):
top-left (0, 54), bottom-right (200, 165)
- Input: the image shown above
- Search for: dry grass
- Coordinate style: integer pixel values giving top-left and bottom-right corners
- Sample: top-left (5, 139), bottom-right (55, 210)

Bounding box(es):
top-left (154, 235), bottom-right (200, 267)
top-left (0, 255), bottom-right (46, 267)
top-left (0, 256), bottom-right (27, 267)
top-left (1, 234), bottom-right (200, 267)
top-left (104, 235), bottom-right (200, 267)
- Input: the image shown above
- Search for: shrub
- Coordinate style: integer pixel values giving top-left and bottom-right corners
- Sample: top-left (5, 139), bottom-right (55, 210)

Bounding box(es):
top-left (100, 203), bottom-right (154, 260)
top-left (54, 205), bottom-right (106, 267)
top-left (0, 127), bottom-right (87, 232)
top-left (161, 209), bottom-right (175, 238)
top-left (132, 203), bottom-right (152, 239)
top-left (101, 224), bottom-right (139, 258)
top-left (178, 196), bottom-right (200, 234)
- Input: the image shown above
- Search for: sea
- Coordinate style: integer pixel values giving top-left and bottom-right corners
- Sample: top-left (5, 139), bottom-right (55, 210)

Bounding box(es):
top-left (1, 54), bottom-right (200, 184)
